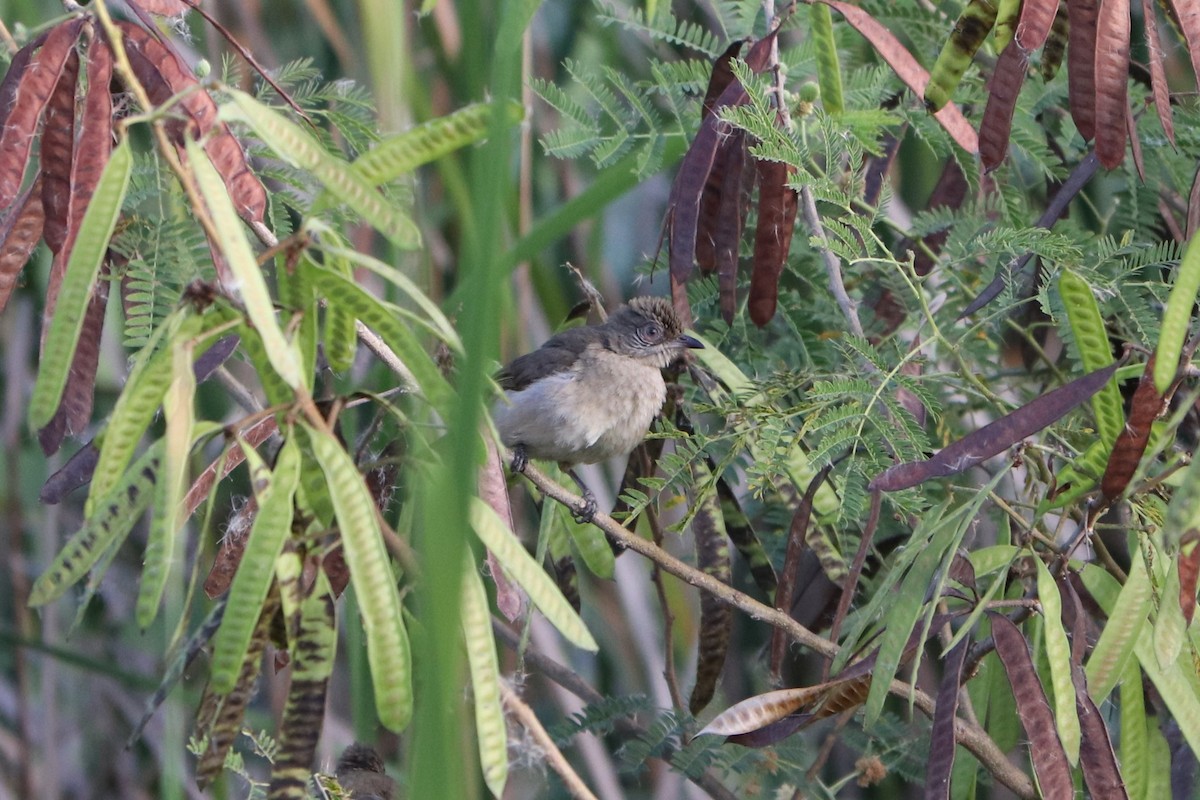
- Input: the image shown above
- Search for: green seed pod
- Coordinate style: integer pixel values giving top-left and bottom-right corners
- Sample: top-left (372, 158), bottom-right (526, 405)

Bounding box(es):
top-left (925, 0), bottom-right (1001, 111)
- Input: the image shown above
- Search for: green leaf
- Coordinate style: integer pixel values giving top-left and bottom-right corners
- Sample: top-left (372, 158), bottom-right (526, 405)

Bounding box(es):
top-left (29, 138), bottom-right (132, 429)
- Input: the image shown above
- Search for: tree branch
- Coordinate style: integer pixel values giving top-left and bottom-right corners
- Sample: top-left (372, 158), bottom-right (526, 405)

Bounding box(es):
top-left (517, 460), bottom-right (1036, 799)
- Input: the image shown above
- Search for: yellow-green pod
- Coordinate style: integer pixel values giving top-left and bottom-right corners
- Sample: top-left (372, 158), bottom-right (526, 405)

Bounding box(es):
top-left (461, 561), bottom-right (509, 797)
top-left (993, 0), bottom-right (1021, 51)
top-left (1035, 558), bottom-right (1080, 764)
top-left (925, 0), bottom-right (1001, 111)
top-left (210, 436), bottom-right (300, 693)
top-left (1058, 269), bottom-right (1123, 444)
top-left (1086, 551), bottom-right (1152, 703)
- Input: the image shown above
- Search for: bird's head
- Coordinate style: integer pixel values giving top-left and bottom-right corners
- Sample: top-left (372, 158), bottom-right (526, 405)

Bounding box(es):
top-left (607, 296), bottom-right (704, 368)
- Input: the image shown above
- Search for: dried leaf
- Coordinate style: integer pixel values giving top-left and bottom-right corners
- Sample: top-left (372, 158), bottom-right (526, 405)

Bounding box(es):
top-left (1100, 357), bottom-right (1162, 502)
top-left (871, 363), bottom-right (1118, 491)
top-left (989, 613), bottom-right (1075, 798)
top-left (925, 638), bottom-right (969, 800)
top-left (818, 0), bottom-right (979, 153)
top-left (1094, 0), bottom-right (1131, 168)
top-left (1142, 0), bottom-right (1176, 145)
top-left (979, 42), bottom-right (1029, 171)
top-left (1067, 0), bottom-right (1099, 140)
top-left (0, 20), bottom-right (84, 205)
top-left (748, 155), bottom-right (797, 326)
top-left (0, 176), bottom-right (45, 314)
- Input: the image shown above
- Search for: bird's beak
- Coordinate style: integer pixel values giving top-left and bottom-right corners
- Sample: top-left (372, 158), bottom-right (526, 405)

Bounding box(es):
top-left (677, 334), bottom-right (704, 349)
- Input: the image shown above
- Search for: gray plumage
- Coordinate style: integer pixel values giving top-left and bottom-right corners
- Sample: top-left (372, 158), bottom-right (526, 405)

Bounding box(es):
top-left (493, 296), bottom-right (701, 468)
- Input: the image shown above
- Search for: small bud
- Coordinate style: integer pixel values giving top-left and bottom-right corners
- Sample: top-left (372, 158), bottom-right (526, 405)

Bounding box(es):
top-left (798, 81), bottom-right (820, 103)
top-left (194, 58), bottom-right (211, 79)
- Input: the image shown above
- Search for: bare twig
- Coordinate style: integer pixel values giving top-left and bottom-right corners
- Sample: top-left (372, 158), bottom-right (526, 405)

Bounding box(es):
top-left (645, 506), bottom-right (686, 712)
top-left (517, 460), bottom-right (1036, 799)
top-left (501, 684), bottom-right (600, 800)
top-left (802, 185), bottom-right (866, 340)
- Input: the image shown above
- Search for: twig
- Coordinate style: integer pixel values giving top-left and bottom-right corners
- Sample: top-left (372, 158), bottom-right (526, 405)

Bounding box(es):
top-left (492, 621), bottom-right (741, 800)
top-left (802, 184), bottom-right (866, 340)
top-left (355, 321), bottom-right (420, 392)
top-left (645, 506), bottom-right (686, 712)
top-left (823, 489), bottom-right (881, 680)
top-left (501, 683), bottom-right (600, 800)
top-left (517, 460), bottom-right (1036, 799)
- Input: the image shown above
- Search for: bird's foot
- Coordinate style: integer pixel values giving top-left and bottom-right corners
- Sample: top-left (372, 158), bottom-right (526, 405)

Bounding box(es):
top-left (572, 490), bottom-right (597, 524)
top-left (510, 445), bottom-right (528, 474)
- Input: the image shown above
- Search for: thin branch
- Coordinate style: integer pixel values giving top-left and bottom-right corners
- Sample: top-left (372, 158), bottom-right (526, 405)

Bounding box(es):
top-left (501, 683), bottom-right (600, 800)
top-left (645, 505), bottom-right (686, 712)
top-left (517, 460), bottom-right (1036, 799)
top-left (492, 621), bottom-right (741, 800)
top-left (802, 184), bottom-right (865, 339)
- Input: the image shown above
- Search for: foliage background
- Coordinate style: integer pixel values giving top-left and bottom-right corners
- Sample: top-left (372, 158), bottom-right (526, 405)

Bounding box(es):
top-left (1, 0), bottom-right (1199, 798)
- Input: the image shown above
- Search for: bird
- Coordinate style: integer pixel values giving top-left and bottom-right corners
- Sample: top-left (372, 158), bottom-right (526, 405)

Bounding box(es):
top-left (334, 743), bottom-right (396, 800)
top-left (493, 295), bottom-right (703, 521)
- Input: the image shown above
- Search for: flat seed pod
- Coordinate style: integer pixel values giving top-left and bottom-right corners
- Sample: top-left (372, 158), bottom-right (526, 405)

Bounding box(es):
top-left (819, 0), bottom-right (979, 153)
top-left (1016, 0), bottom-right (1060, 49)
top-left (989, 613), bottom-right (1075, 798)
top-left (1041, 2), bottom-right (1069, 82)
top-left (979, 42), bottom-right (1029, 171)
top-left (748, 155), bottom-right (797, 326)
top-left (1142, 0), bottom-right (1176, 145)
top-left (1094, 0), bottom-right (1131, 168)
top-left (0, 20), bottom-right (84, 205)
top-left (268, 575), bottom-right (337, 800)
top-left (688, 470), bottom-right (732, 715)
top-left (924, 0), bottom-right (1000, 112)
top-left (1067, 0), bottom-right (1099, 140)
top-left (1100, 357), bottom-right (1161, 502)
top-left (39, 43), bottom-right (79, 256)
top-left (0, 176), bottom-right (45, 314)
top-left (1166, 0), bottom-right (1200, 97)
top-left (118, 21), bottom-right (267, 224)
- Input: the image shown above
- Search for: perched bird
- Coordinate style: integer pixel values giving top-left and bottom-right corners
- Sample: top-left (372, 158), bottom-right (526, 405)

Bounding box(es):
top-left (494, 296), bottom-right (703, 520)
top-left (334, 743), bottom-right (396, 800)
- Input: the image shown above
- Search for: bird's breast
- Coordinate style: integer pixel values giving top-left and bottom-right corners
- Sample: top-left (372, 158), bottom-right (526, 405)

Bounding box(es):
top-left (493, 351), bottom-right (667, 465)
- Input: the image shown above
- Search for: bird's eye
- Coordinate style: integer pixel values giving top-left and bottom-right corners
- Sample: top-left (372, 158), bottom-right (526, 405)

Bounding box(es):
top-left (642, 323), bottom-right (662, 341)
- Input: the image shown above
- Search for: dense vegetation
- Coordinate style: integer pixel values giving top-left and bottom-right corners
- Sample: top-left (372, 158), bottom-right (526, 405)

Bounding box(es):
top-left (2, 0), bottom-right (1200, 797)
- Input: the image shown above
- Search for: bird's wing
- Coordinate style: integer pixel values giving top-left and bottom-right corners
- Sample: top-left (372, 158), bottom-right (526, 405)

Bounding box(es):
top-left (496, 328), bottom-right (596, 391)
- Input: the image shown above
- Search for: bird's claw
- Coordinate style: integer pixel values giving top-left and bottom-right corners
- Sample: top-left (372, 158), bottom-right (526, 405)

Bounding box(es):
top-left (572, 491), bottom-right (597, 524)
top-left (510, 446), bottom-right (528, 474)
